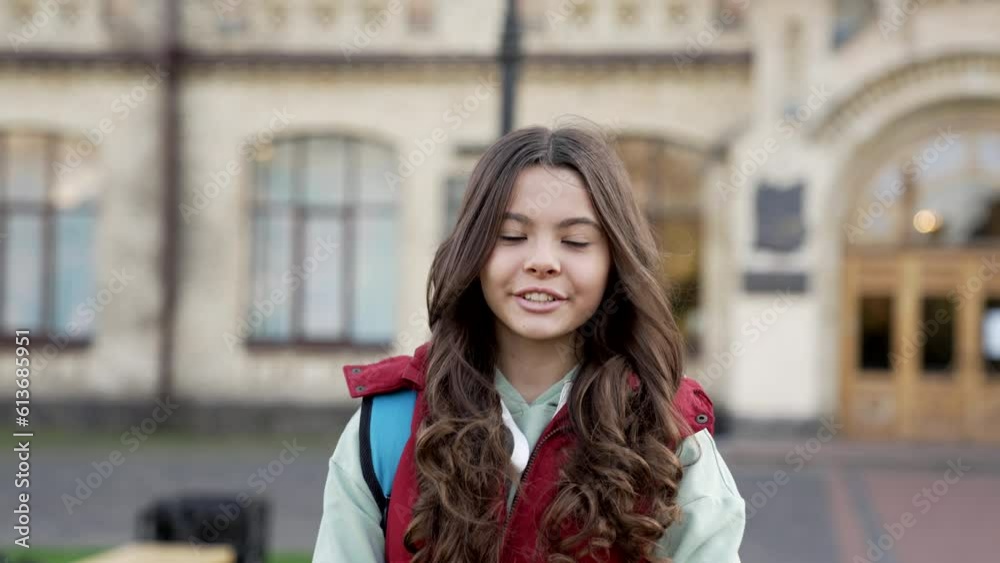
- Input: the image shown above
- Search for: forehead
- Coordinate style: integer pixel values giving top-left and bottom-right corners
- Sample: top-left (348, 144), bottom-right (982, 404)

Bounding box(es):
top-left (507, 166), bottom-right (596, 219)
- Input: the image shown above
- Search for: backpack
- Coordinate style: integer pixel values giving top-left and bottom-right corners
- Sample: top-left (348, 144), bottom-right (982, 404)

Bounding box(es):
top-left (359, 388), bottom-right (418, 535)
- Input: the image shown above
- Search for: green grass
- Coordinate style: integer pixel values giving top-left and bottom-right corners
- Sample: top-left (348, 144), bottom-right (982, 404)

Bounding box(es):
top-left (0, 547), bottom-right (311, 563)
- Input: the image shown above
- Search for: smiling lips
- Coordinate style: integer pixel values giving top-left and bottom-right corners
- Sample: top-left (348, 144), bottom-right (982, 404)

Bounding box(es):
top-left (514, 288), bottom-right (567, 313)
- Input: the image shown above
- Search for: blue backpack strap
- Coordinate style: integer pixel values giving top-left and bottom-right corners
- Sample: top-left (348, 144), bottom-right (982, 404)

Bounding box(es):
top-left (358, 388), bottom-right (418, 535)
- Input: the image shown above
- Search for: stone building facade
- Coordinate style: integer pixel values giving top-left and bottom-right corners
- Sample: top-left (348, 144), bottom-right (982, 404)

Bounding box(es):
top-left (2, 0), bottom-right (999, 441)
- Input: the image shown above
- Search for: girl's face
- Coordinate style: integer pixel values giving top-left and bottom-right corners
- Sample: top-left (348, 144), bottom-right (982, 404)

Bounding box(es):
top-left (480, 166), bottom-right (612, 348)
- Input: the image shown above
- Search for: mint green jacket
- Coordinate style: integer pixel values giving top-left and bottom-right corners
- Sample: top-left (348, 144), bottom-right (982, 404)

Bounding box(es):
top-left (312, 366), bottom-right (745, 562)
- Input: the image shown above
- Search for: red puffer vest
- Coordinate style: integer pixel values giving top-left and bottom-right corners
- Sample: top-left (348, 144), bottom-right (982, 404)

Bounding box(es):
top-left (344, 342), bottom-right (716, 563)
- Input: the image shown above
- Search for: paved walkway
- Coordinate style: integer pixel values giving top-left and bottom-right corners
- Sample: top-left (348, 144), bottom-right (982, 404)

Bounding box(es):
top-left (4, 432), bottom-right (999, 561)
top-left (724, 439), bottom-right (1000, 563)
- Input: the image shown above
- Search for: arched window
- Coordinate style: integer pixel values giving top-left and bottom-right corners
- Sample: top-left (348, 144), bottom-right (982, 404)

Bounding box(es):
top-left (1, 132), bottom-right (98, 342)
top-left (249, 135), bottom-right (397, 346)
top-left (848, 127), bottom-right (1000, 247)
top-left (615, 136), bottom-right (705, 354)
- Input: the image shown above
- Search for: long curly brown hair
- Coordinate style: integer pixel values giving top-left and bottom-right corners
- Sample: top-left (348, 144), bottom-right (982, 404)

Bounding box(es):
top-left (406, 125), bottom-right (690, 562)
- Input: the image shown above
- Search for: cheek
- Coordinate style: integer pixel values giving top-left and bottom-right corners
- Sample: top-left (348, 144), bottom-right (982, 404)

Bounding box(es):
top-left (572, 254), bottom-right (611, 303)
top-left (480, 249), bottom-right (512, 294)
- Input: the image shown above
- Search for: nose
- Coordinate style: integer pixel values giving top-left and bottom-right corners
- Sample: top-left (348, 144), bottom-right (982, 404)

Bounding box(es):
top-left (524, 240), bottom-right (560, 277)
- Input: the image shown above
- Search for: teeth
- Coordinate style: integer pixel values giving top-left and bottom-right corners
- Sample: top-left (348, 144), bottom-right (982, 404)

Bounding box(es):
top-left (522, 292), bottom-right (555, 302)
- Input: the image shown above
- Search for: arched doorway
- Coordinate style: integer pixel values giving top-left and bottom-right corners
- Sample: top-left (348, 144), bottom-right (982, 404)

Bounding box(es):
top-left (840, 110), bottom-right (1000, 443)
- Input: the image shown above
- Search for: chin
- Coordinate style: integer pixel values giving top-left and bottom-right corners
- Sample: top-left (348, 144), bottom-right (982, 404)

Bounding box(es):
top-left (514, 332), bottom-right (561, 342)
top-left (508, 323), bottom-right (572, 342)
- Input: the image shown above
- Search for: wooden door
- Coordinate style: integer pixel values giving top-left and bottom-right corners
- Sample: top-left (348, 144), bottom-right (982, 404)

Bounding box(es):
top-left (842, 249), bottom-right (1000, 443)
top-left (842, 251), bottom-right (902, 440)
top-left (964, 251), bottom-right (1000, 443)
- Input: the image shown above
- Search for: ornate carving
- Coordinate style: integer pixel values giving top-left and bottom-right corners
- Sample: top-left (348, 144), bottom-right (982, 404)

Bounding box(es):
top-left (313, 0), bottom-right (337, 28)
top-left (265, 0), bottom-right (287, 30)
top-left (618, 0), bottom-right (639, 26)
top-left (10, 0), bottom-right (35, 21)
top-left (667, 1), bottom-right (688, 26)
top-left (569, 0), bottom-right (593, 26)
top-left (362, 0), bottom-right (387, 23)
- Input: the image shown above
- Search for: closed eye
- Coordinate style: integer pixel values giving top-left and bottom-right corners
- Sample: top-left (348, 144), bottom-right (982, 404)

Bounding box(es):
top-left (500, 235), bottom-right (589, 248)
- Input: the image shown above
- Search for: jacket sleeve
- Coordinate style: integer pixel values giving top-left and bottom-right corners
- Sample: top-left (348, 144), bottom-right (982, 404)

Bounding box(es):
top-left (656, 429), bottom-right (746, 563)
top-left (312, 406), bottom-right (385, 563)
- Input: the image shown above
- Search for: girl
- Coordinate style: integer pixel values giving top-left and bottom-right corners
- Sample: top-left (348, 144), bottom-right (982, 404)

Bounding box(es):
top-left (313, 126), bottom-right (745, 562)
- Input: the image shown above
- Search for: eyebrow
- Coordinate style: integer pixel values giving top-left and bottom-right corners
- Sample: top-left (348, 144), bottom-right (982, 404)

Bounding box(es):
top-left (503, 212), bottom-right (602, 230)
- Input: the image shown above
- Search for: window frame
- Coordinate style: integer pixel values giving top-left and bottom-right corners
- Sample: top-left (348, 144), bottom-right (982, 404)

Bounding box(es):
top-left (246, 134), bottom-right (397, 350)
top-left (0, 132), bottom-right (96, 349)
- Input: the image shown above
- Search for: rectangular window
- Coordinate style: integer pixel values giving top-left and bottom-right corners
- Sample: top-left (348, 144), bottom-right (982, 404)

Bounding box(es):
top-left (983, 298), bottom-right (1000, 377)
top-left (251, 205), bottom-right (294, 339)
top-left (859, 296), bottom-right (893, 370)
top-left (4, 214), bottom-right (43, 329)
top-left (250, 136), bottom-right (397, 346)
top-left (53, 212), bottom-right (96, 329)
top-left (353, 214), bottom-right (396, 343)
top-left (921, 297), bottom-right (955, 374)
top-left (302, 217), bottom-right (344, 339)
top-left (1, 134), bottom-right (96, 342)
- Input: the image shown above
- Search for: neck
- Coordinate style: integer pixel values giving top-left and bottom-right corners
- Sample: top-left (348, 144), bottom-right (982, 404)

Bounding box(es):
top-left (495, 327), bottom-right (580, 404)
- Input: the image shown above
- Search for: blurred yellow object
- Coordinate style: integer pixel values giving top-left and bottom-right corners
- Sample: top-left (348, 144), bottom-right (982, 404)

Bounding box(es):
top-left (912, 209), bottom-right (942, 234)
top-left (72, 542), bottom-right (235, 563)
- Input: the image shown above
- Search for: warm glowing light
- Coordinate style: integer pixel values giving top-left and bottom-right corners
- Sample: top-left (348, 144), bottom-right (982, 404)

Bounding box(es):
top-left (912, 209), bottom-right (941, 234)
